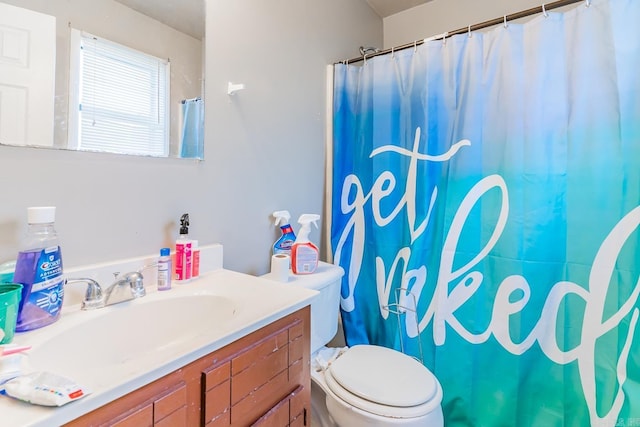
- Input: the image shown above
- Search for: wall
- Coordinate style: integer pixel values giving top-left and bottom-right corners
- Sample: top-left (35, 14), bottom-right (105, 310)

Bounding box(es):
top-left (384, 0), bottom-right (562, 48)
top-left (0, 0), bottom-right (202, 155)
top-left (0, 0), bottom-right (381, 275)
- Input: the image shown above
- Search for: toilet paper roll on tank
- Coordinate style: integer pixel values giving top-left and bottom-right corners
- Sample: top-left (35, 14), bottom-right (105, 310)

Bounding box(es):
top-left (268, 254), bottom-right (291, 283)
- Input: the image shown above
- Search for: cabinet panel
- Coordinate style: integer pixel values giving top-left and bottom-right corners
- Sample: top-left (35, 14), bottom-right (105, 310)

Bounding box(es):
top-left (232, 330), bottom-right (289, 375)
top-left (251, 398), bottom-right (289, 427)
top-left (155, 406), bottom-right (187, 427)
top-left (153, 382), bottom-right (187, 421)
top-left (112, 404), bottom-right (153, 427)
top-left (288, 322), bottom-right (304, 341)
top-left (251, 385), bottom-right (307, 427)
top-left (289, 335), bottom-right (304, 365)
top-left (204, 379), bottom-right (231, 424)
top-left (289, 386), bottom-right (306, 422)
top-left (232, 369), bottom-right (289, 426)
top-left (206, 410), bottom-right (231, 427)
top-left (232, 343), bottom-right (289, 404)
top-left (205, 362), bottom-right (230, 390)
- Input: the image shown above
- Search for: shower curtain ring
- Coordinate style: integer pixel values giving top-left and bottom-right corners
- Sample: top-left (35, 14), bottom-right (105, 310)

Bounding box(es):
top-left (414, 40), bottom-right (417, 53)
top-left (442, 33), bottom-right (447, 46)
top-left (503, 15), bottom-right (508, 28)
top-left (468, 25), bottom-right (472, 38)
top-left (391, 46), bottom-right (395, 59)
top-left (585, 0), bottom-right (591, 6)
top-left (542, 4), bottom-right (548, 17)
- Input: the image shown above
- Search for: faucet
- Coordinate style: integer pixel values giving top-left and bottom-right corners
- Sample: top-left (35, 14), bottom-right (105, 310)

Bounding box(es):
top-left (66, 271), bottom-right (146, 310)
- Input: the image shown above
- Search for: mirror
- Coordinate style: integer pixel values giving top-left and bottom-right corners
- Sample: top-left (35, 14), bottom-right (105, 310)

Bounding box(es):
top-left (0, 0), bottom-right (204, 159)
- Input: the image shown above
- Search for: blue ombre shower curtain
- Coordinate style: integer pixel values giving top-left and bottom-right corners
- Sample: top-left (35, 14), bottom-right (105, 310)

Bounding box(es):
top-left (331, 0), bottom-right (640, 425)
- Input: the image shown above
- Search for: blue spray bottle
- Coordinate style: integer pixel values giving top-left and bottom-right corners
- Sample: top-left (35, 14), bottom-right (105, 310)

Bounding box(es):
top-left (272, 210), bottom-right (296, 257)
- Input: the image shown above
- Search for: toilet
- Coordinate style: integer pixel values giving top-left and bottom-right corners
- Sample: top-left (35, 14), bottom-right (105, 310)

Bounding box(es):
top-left (279, 262), bottom-right (444, 427)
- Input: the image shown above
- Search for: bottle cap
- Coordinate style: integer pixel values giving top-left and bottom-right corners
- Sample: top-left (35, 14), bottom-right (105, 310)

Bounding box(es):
top-left (27, 207), bottom-right (56, 224)
top-left (160, 248), bottom-right (170, 256)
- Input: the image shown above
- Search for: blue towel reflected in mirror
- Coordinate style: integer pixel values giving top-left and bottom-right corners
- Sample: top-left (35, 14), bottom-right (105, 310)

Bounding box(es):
top-left (180, 98), bottom-right (204, 159)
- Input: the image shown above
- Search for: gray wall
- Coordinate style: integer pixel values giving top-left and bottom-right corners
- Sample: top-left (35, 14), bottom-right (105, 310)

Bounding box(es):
top-left (0, 0), bottom-right (381, 275)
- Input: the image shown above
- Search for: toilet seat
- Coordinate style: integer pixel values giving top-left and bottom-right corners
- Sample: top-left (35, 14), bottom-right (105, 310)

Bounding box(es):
top-left (324, 345), bottom-right (440, 419)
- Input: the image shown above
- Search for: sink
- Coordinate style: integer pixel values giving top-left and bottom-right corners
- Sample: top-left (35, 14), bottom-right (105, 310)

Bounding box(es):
top-left (27, 294), bottom-right (238, 382)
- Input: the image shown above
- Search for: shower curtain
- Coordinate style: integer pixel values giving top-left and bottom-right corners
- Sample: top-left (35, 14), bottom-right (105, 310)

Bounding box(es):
top-left (331, 0), bottom-right (640, 425)
top-left (180, 98), bottom-right (204, 159)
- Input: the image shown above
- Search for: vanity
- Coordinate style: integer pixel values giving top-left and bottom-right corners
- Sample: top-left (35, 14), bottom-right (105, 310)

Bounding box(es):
top-left (0, 245), bottom-right (317, 426)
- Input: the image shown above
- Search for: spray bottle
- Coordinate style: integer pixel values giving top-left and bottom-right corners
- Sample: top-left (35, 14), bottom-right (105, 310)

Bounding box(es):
top-left (272, 210), bottom-right (296, 257)
top-left (174, 213), bottom-right (192, 283)
top-left (291, 214), bottom-right (320, 275)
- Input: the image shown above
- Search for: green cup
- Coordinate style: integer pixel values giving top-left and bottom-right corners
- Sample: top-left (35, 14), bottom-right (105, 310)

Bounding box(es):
top-left (0, 283), bottom-right (23, 344)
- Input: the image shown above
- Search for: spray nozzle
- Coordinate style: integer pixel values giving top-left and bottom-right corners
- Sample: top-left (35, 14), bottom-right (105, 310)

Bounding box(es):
top-left (179, 213), bottom-right (190, 235)
top-left (272, 210), bottom-right (291, 226)
top-left (294, 214), bottom-right (320, 244)
top-left (298, 214), bottom-right (320, 228)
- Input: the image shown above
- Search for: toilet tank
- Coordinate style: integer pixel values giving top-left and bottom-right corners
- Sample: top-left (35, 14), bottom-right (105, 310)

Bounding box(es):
top-left (286, 261), bottom-right (344, 354)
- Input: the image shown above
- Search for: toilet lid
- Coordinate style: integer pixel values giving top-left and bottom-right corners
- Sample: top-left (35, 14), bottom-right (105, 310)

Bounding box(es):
top-left (327, 345), bottom-right (439, 409)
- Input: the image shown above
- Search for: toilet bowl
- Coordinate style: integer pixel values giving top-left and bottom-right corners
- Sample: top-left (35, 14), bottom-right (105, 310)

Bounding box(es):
top-left (312, 345), bottom-right (444, 426)
top-left (264, 261), bottom-right (444, 427)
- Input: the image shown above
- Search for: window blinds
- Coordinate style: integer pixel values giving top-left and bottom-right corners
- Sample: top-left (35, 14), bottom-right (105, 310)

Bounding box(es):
top-left (75, 31), bottom-right (169, 157)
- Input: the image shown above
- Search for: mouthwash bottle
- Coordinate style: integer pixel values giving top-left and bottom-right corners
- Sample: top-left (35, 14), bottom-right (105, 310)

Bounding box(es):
top-left (13, 207), bottom-right (64, 332)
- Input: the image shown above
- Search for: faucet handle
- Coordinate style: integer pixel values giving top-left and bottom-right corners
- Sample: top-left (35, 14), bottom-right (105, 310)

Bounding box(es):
top-left (123, 271), bottom-right (145, 298)
top-left (65, 278), bottom-right (104, 310)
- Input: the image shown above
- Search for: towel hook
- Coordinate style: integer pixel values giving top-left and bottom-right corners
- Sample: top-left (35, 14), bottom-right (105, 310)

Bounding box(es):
top-left (542, 4), bottom-right (549, 17)
top-left (503, 15), bottom-right (508, 28)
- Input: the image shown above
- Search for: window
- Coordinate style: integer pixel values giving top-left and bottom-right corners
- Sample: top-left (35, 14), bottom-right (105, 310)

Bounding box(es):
top-left (68, 29), bottom-right (170, 157)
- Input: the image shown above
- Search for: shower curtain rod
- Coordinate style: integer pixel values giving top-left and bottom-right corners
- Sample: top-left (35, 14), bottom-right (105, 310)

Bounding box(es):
top-left (339, 0), bottom-right (583, 65)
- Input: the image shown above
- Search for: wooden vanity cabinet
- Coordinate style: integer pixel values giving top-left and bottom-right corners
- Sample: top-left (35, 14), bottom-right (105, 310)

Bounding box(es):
top-left (65, 306), bottom-right (310, 427)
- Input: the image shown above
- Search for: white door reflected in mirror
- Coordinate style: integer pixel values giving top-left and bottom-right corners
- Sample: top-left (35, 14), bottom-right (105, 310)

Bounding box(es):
top-left (0, 3), bottom-right (55, 148)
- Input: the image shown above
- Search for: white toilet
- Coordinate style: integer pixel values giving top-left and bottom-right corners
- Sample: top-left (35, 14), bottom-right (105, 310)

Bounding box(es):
top-left (282, 262), bottom-right (444, 427)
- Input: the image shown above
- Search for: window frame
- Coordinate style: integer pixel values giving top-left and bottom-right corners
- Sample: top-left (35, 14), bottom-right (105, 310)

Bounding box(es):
top-left (67, 29), bottom-right (170, 157)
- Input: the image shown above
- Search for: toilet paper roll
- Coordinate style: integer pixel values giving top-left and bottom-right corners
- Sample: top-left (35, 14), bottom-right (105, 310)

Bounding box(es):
top-left (270, 254), bottom-right (290, 283)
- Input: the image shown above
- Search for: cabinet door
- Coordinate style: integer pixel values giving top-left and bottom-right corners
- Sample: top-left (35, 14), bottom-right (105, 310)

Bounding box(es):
top-left (200, 309), bottom-right (310, 427)
top-left (203, 361), bottom-right (231, 426)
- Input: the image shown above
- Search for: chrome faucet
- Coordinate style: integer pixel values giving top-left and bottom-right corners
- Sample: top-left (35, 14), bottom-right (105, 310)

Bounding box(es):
top-left (66, 271), bottom-right (146, 310)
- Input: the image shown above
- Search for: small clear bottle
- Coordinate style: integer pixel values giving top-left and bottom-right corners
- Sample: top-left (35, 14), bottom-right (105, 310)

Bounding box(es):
top-left (157, 248), bottom-right (172, 291)
top-left (13, 207), bottom-right (64, 331)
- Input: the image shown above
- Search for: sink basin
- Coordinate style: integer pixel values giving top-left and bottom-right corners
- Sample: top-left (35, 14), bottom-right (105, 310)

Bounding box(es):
top-left (27, 294), bottom-right (238, 382)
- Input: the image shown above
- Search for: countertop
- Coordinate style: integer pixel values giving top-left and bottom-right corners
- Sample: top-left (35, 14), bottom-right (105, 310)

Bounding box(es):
top-left (0, 268), bottom-right (317, 427)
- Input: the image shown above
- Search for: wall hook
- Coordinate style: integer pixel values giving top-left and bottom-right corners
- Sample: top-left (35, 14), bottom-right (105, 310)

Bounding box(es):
top-left (227, 82), bottom-right (245, 96)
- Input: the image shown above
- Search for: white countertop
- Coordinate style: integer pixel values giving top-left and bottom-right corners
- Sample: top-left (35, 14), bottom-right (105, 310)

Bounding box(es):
top-left (0, 268), bottom-right (317, 427)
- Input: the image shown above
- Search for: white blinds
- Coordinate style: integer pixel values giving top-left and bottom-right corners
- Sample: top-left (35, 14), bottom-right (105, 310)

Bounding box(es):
top-left (73, 31), bottom-right (169, 157)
